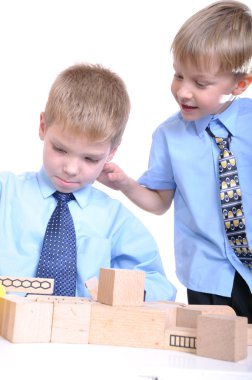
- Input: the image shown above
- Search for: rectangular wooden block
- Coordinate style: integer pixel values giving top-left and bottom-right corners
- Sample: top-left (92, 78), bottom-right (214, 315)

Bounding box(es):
top-left (0, 276), bottom-right (54, 294)
top-left (51, 298), bottom-right (91, 344)
top-left (28, 295), bottom-right (80, 303)
top-left (177, 304), bottom-right (236, 328)
top-left (197, 314), bottom-right (248, 362)
top-left (0, 295), bottom-right (53, 343)
top-left (0, 296), bottom-right (6, 336)
top-left (165, 326), bottom-right (197, 353)
top-left (89, 302), bottom-right (170, 349)
top-left (97, 268), bottom-right (145, 306)
top-left (144, 301), bottom-right (179, 328)
top-left (30, 295), bottom-right (92, 344)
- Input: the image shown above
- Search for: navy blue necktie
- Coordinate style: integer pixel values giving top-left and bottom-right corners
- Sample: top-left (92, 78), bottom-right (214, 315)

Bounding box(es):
top-left (207, 127), bottom-right (252, 270)
top-left (36, 191), bottom-right (77, 295)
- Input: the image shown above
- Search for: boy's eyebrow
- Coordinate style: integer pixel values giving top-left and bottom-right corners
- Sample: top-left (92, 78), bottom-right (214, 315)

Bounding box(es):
top-left (81, 151), bottom-right (109, 160)
top-left (52, 139), bottom-right (108, 159)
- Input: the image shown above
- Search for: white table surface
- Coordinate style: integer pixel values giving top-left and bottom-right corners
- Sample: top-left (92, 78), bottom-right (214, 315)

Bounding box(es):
top-left (1, 337), bottom-right (251, 380)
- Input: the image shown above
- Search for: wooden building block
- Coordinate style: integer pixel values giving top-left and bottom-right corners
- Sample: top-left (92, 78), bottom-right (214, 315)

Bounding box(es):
top-left (248, 324), bottom-right (252, 346)
top-left (28, 295), bottom-right (78, 303)
top-left (50, 298), bottom-right (91, 344)
top-left (97, 268), bottom-right (145, 306)
top-left (0, 296), bottom-right (5, 336)
top-left (165, 326), bottom-right (197, 353)
top-left (89, 302), bottom-right (173, 349)
top-left (85, 276), bottom-right (99, 301)
top-left (0, 295), bottom-right (53, 343)
top-left (197, 314), bottom-right (248, 362)
top-left (145, 301), bottom-right (179, 328)
top-left (0, 276), bottom-right (54, 294)
top-left (177, 304), bottom-right (236, 328)
top-left (29, 295), bottom-right (92, 344)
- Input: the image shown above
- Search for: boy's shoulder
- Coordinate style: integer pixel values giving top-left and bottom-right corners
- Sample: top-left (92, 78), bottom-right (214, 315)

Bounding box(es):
top-left (90, 185), bottom-right (133, 214)
top-left (0, 170), bottom-right (36, 185)
top-left (237, 97), bottom-right (252, 113)
top-left (153, 111), bottom-right (188, 140)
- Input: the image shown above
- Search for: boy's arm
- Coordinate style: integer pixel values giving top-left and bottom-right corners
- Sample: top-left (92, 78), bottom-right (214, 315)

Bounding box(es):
top-left (111, 210), bottom-right (177, 302)
top-left (98, 162), bottom-right (174, 215)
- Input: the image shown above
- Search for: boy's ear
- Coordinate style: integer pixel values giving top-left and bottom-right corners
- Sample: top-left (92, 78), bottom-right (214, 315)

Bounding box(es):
top-left (39, 112), bottom-right (46, 140)
top-left (107, 146), bottom-right (118, 162)
top-left (232, 75), bottom-right (252, 95)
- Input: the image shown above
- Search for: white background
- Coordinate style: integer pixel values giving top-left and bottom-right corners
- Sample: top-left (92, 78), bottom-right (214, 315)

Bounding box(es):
top-left (1, 0), bottom-right (252, 303)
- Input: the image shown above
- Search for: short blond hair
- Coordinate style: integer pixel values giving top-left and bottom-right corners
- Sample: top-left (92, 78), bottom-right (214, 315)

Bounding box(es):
top-left (44, 63), bottom-right (130, 148)
top-left (171, 0), bottom-right (252, 75)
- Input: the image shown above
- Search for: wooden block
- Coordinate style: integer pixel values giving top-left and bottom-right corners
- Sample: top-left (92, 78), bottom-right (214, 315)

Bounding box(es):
top-left (51, 298), bottom-right (91, 344)
top-left (0, 296), bottom-right (5, 336)
top-left (144, 301), bottom-right (179, 328)
top-left (0, 276), bottom-right (54, 294)
top-left (97, 268), bottom-right (145, 306)
top-left (248, 324), bottom-right (252, 346)
top-left (0, 295), bottom-right (53, 343)
top-left (85, 276), bottom-right (99, 301)
top-left (197, 314), bottom-right (248, 361)
top-left (27, 295), bottom-right (92, 344)
top-left (177, 304), bottom-right (236, 328)
top-left (89, 302), bottom-right (170, 349)
top-left (28, 295), bottom-right (80, 303)
top-left (165, 326), bottom-right (197, 353)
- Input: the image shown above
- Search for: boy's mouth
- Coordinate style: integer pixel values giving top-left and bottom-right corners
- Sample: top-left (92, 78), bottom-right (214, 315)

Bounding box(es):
top-left (55, 176), bottom-right (80, 189)
top-left (181, 103), bottom-right (198, 111)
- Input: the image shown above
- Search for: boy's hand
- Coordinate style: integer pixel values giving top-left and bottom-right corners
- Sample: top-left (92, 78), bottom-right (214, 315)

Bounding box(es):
top-left (97, 162), bottom-right (130, 191)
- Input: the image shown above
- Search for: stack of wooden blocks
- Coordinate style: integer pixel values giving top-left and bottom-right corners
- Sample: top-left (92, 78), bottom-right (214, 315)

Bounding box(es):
top-left (0, 268), bottom-right (251, 362)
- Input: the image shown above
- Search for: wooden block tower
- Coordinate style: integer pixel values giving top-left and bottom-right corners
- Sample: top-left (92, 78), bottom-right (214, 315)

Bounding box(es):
top-left (0, 270), bottom-right (250, 362)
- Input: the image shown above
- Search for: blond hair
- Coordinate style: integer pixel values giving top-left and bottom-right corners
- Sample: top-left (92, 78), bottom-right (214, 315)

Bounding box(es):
top-left (171, 0), bottom-right (252, 75)
top-left (44, 63), bottom-right (130, 148)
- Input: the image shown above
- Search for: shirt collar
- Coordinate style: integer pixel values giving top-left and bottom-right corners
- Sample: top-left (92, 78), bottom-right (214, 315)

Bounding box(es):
top-left (37, 166), bottom-right (91, 209)
top-left (194, 98), bottom-right (239, 137)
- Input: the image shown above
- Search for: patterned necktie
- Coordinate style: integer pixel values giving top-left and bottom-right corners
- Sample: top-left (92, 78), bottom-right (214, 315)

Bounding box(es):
top-left (206, 126), bottom-right (252, 270)
top-left (36, 191), bottom-right (77, 295)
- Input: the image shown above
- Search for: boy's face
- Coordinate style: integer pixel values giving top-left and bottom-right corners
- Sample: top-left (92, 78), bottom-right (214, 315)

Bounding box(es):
top-left (39, 113), bottom-right (117, 193)
top-left (171, 60), bottom-right (240, 121)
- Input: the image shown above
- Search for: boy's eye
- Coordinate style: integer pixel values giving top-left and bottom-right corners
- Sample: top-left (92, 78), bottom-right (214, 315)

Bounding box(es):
top-left (174, 73), bottom-right (183, 80)
top-left (54, 146), bottom-right (67, 153)
top-left (85, 157), bottom-right (99, 163)
top-left (196, 81), bottom-right (207, 88)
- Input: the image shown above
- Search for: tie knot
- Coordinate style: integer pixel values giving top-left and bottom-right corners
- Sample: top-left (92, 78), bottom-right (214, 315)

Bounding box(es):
top-left (206, 127), bottom-right (231, 151)
top-left (214, 137), bottom-right (230, 151)
top-left (53, 191), bottom-right (75, 203)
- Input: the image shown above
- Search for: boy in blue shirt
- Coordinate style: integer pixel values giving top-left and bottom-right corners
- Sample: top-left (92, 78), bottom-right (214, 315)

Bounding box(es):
top-left (0, 63), bottom-right (176, 301)
top-left (98, 1), bottom-right (252, 321)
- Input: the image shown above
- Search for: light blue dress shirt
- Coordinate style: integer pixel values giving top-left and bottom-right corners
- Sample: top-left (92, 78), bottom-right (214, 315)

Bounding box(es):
top-left (0, 167), bottom-right (176, 301)
top-left (139, 97), bottom-right (252, 297)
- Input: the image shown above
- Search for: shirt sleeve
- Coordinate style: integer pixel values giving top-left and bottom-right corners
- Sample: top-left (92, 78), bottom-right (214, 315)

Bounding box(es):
top-left (110, 209), bottom-right (177, 302)
top-left (138, 125), bottom-right (176, 190)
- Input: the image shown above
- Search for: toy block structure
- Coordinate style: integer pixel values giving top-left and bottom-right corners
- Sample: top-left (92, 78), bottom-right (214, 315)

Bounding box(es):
top-left (0, 268), bottom-right (250, 362)
top-left (164, 304), bottom-right (236, 355)
top-left (176, 304), bottom-right (236, 328)
top-left (0, 276), bottom-right (54, 294)
top-left (197, 314), bottom-right (248, 362)
top-left (0, 295), bottom-right (53, 342)
top-left (97, 268), bottom-right (145, 306)
top-left (29, 296), bottom-right (92, 344)
top-left (89, 301), bottom-right (179, 349)
top-left (165, 326), bottom-right (197, 353)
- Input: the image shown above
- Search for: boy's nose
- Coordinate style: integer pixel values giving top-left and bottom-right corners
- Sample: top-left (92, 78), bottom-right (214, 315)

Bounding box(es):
top-left (177, 84), bottom-right (193, 99)
top-left (63, 159), bottom-right (79, 176)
